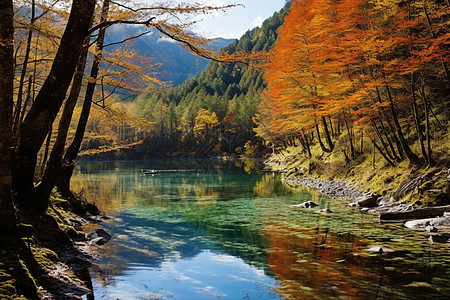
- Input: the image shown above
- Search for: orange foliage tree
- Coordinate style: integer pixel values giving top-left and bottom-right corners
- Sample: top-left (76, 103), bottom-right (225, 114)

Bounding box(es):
top-left (261, 0), bottom-right (449, 166)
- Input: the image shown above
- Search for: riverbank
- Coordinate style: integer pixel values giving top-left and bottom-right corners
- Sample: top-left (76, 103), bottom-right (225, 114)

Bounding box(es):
top-left (0, 193), bottom-right (108, 299)
top-left (281, 166), bottom-right (450, 243)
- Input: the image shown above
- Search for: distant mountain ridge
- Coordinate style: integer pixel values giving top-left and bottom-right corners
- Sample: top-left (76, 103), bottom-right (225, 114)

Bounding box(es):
top-left (105, 26), bottom-right (235, 86)
top-left (128, 3), bottom-right (290, 156)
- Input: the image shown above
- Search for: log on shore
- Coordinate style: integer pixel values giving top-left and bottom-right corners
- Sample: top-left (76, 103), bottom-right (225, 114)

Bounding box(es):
top-left (380, 205), bottom-right (450, 220)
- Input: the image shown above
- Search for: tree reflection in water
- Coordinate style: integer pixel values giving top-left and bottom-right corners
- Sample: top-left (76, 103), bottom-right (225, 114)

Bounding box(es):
top-left (71, 160), bottom-right (450, 299)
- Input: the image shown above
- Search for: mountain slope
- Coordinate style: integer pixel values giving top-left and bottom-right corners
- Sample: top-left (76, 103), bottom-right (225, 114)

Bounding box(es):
top-left (105, 26), bottom-right (234, 86)
top-left (130, 3), bottom-right (290, 156)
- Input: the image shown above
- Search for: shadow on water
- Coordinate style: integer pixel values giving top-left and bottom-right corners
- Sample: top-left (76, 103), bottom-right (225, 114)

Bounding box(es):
top-left (71, 159), bottom-right (450, 299)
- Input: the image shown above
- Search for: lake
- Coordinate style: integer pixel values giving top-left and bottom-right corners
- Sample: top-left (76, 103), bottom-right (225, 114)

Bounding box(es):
top-left (71, 159), bottom-right (450, 299)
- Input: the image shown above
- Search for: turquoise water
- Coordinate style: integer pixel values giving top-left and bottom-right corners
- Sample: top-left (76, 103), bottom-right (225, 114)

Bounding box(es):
top-left (72, 160), bottom-right (450, 299)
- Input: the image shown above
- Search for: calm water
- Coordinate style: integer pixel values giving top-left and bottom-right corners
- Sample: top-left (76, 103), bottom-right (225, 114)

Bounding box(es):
top-left (71, 160), bottom-right (450, 300)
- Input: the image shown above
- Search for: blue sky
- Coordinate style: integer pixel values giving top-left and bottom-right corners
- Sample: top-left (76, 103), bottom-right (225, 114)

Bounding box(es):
top-left (177, 0), bottom-right (287, 39)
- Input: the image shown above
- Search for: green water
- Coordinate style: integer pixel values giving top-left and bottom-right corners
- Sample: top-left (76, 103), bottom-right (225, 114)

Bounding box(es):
top-left (72, 160), bottom-right (450, 299)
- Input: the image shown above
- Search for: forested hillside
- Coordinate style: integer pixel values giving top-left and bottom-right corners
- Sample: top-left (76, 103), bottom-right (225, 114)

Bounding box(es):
top-left (127, 5), bottom-right (289, 157)
top-left (259, 0), bottom-right (449, 196)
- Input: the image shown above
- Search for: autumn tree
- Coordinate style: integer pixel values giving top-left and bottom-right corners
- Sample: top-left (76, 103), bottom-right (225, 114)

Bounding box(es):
top-left (261, 0), bottom-right (448, 167)
top-left (11, 0), bottom-right (97, 211)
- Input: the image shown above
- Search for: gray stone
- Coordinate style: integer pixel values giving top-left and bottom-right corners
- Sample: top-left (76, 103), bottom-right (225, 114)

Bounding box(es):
top-left (291, 201), bottom-right (319, 208)
top-left (428, 233), bottom-right (450, 243)
top-left (425, 225), bottom-right (438, 233)
top-left (89, 237), bottom-right (108, 245)
top-left (366, 245), bottom-right (394, 253)
top-left (404, 218), bottom-right (435, 230)
top-left (357, 194), bottom-right (380, 208)
top-left (86, 228), bottom-right (111, 242)
top-left (315, 208), bottom-right (333, 214)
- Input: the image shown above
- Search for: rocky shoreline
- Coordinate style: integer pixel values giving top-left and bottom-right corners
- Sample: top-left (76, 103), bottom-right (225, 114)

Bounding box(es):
top-left (49, 213), bottom-right (113, 299)
top-left (283, 168), bottom-right (450, 243)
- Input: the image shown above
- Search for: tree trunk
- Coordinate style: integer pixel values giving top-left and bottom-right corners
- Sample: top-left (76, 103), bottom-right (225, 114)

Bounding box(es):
top-left (11, 0), bottom-right (97, 210)
top-left (315, 124), bottom-right (331, 153)
top-left (328, 115), bottom-right (334, 137)
top-left (371, 118), bottom-right (394, 161)
top-left (385, 85), bottom-right (420, 164)
top-left (18, 76), bottom-right (33, 128)
top-left (371, 138), bottom-right (396, 167)
top-left (58, 0), bottom-right (110, 196)
top-left (321, 116), bottom-right (334, 151)
top-left (34, 24), bottom-right (92, 212)
top-left (411, 77), bottom-right (427, 163)
top-left (344, 113), bottom-right (355, 159)
top-left (375, 86), bottom-right (401, 161)
top-left (39, 124), bottom-right (52, 179)
top-left (0, 0), bottom-right (17, 230)
top-left (12, 0), bottom-right (35, 136)
top-left (420, 83), bottom-right (432, 167)
top-left (360, 131), bottom-right (364, 154)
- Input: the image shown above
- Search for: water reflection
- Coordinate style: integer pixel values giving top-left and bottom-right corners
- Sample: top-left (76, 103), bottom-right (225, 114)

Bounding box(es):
top-left (71, 160), bottom-right (450, 299)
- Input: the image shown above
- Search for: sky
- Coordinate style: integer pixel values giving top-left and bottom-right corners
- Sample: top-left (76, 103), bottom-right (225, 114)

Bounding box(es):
top-left (171, 0), bottom-right (287, 39)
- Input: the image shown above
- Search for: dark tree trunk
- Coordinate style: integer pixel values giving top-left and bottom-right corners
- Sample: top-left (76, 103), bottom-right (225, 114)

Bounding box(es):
top-left (375, 86), bottom-right (402, 161)
top-left (385, 86), bottom-right (420, 164)
top-left (360, 131), bottom-right (364, 154)
top-left (328, 115), bottom-right (335, 137)
top-left (344, 113), bottom-right (355, 159)
top-left (35, 26), bottom-right (92, 212)
top-left (11, 0), bottom-right (97, 211)
top-left (420, 83), bottom-right (432, 167)
top-left (411, 77), bottom-right (427, 163)
top-left (371, 118), bottom-right (394, 161)
top-left (321, 116), bottom-right (334, 151)
top-left (12, 0), bottom-right (35, 136)
top-left (39, 124), bottom-right (52, 178)
top-left (371, 138), bottom-right (396, 167)
top-left (0, 0), bottom-right (17, 230)
top-left (315, 124), bottom-right (331, 153)
top-left (58, 0), bottom-right (110, 196)
top-left (18, 76), bottom-right (33, 127)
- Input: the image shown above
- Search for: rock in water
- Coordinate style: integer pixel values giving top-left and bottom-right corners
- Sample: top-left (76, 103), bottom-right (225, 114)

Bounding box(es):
top-left (425, 225), bottom-right (438, 233)
top-left (315, 208), bottom-right (333, 214)
top-left (291, 201), bottom-right (319, 208)
top-left (89, 237), bottom-right (108, 245)
top-left (366, 245), bottom-right (394, 253)
top-left (428, 233), bottom-right (450, 243)
top-left (86, 228), bottom-right (111, 244)
top-left (404, 218), bottom-right (435, 230)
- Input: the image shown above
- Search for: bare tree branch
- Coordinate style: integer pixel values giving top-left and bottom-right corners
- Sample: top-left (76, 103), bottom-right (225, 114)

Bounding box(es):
top-left (103, 30), bottom-right (152, 48)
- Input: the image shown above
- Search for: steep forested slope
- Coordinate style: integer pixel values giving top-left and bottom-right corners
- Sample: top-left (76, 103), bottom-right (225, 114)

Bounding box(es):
top-left (132, 4), bottom-right (289, 156)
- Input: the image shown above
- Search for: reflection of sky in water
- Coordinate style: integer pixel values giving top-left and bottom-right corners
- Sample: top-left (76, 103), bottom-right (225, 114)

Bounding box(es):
top-left (74, 160), bottom-right (450, 300)
top-left (92, 250), bottom-right (280, 299)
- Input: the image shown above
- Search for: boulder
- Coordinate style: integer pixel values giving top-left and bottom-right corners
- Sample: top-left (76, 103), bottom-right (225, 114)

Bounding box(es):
top-left (404, 218), bottom-right (435, 230)
top-left (357, 194), bottom-right (380, 208)
top-left (366, 245), bottom-right (394, 253)
top-left (291, 201), bottom-right (319, 208)
top-left (392, 168), bottom-right (441, 200)
top-left (86, 228), bottom-right (111, 243)
top-left (315, 208), bottom-right (333, 214)
top-left (89, 237), bottom-right (108, 246)
top-left (428, 233), bottom-right (450, 243)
